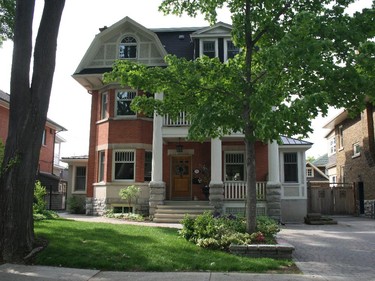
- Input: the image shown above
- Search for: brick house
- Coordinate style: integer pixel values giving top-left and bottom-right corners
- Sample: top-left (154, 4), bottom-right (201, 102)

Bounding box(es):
top-left (70, 17), bottom-right (312, 223)
top-left (324, 108), bottom-right (375, 217)
top-left (0, 89), bottom-right (68, 210)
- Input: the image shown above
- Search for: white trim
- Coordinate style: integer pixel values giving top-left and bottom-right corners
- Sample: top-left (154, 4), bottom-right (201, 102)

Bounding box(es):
top-left (115, 89), bottom-right (137, 117)
top-left (224, 151), bottom-right (245, 182)
top-left (112, 149), bottom-right (136, 182)
top-left (72, 166), bottom-right (87, 194)
top-left (306, 167), bottom-right (314, 178)
top-left (117, 33), bottom-right (139, 59)
top-left (223, 38), bottom-right (239, 62)
top-left (199, 38), bottom-right (218, 58)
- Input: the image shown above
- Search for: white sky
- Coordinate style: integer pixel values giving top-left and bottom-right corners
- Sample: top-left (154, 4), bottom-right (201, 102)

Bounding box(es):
top-left (0, 0), bottom-right (372, 159)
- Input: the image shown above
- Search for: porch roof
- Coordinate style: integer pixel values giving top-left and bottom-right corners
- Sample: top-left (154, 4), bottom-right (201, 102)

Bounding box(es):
top-left (280, 136), bottom-right (313, 146)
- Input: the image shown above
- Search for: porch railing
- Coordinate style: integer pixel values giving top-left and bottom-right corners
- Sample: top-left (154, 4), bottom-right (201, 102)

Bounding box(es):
top-left (224, 181), bottom-right (267, 201)
top-left (163, 112), bottom-right (191, 126)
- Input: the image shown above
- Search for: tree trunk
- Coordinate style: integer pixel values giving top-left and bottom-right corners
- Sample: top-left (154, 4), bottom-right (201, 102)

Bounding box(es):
top-left (0, 0), bottom-right (65, 263)
top-left (245, 132), bottom-right (257, 233)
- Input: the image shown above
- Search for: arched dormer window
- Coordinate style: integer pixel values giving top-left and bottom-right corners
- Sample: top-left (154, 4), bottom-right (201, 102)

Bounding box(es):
top-left (119, 36), bottom-right (137, 59)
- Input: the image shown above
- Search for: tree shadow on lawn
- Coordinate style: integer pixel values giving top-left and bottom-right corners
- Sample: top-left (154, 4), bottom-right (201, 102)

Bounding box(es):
top-left (34, 219), bottom-right (289, 272)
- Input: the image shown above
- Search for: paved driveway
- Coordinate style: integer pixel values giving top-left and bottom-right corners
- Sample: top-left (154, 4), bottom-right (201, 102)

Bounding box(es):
top-left (278, 216), bottom-right (375, 280)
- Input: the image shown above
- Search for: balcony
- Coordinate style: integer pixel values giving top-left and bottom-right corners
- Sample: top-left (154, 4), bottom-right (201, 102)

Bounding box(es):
top-left (224, 181), bottom-right (267, 201)
top-left (163, 112), bottom-right (191, 126)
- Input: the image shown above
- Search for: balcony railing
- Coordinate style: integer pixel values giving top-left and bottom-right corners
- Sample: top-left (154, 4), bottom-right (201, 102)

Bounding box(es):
top-left (163, 112), bottom-right (191, 126)
top-left (224, 181), bottom-right (267, 201)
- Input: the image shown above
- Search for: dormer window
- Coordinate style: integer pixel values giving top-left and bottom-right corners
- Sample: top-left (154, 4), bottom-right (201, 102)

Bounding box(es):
top-left (225, 39), bottom-right (239, 61)
top-left (119, 36), bottom-right (137, 59)
top-left (200, 39), bottom-right (218, 58)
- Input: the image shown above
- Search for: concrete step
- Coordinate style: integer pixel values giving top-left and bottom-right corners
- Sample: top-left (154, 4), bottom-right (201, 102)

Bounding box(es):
top-left (153, 202), bottom-right (214, 223)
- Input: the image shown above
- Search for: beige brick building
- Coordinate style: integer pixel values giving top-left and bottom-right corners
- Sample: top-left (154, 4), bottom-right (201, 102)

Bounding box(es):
top-left (324, 106), bottom-right (375, 217)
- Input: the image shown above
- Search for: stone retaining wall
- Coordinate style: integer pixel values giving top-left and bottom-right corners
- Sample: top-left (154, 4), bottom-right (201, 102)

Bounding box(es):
top-left (229, 242), bottom-right (294, 259)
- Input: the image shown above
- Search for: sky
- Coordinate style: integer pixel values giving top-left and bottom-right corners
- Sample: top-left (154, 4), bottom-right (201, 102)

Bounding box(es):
top-left (0, 0), bottom-right (372, 160)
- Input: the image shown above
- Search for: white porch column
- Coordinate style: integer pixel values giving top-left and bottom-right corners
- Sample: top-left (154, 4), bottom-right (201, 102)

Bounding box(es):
top-left (209, 138), bottom-right (224, 212)
top-left (266, 140), bottom-right (281, 222)
top-left (149, 92), bottom-right (166, 216)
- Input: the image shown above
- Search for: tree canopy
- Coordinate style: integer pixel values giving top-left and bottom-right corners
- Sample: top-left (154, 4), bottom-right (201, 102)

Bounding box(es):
top-left (0, 0), bottom-right (15, 46)
top-left (105, 0), bottom-right (374, 232)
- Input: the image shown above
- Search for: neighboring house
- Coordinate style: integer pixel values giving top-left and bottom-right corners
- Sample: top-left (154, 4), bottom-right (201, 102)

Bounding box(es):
top-left (324, 108), bottom-right (375, 217)
top-left (70, 17), bottom-right (312, 223)
top-left (306, 154), bottom-right (329, 188)
top-left (0, 89), bottom-right (68, 210)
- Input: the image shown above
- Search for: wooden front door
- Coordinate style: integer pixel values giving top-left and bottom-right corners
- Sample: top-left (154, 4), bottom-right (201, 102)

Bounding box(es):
top-left (171, 156), bottom-right (191, 199)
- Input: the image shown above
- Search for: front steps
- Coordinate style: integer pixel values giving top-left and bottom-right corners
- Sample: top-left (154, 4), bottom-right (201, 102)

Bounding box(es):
top-left (153, 201), bottom-right (214, 223)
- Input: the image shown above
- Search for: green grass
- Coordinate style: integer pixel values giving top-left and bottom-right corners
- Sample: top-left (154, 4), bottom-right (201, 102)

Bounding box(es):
top-left (34, 219), bottom-right (293, 272)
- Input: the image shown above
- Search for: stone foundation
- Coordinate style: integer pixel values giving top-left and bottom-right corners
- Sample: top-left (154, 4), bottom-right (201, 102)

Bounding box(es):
top-left (148, 181), bottom-right (166, 216)
top-left (266, 182), bottom-right (281, 222)
top-left (229, 242), bottom-right (294, 259)
top-left (209, 183), bottom-right (224, 213)
top-left (364, 200), bottom-right (375, 218)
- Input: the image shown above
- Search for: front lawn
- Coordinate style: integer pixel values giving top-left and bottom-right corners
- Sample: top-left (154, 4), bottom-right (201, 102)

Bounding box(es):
top-left (34, 219), bottom-right (293, 272)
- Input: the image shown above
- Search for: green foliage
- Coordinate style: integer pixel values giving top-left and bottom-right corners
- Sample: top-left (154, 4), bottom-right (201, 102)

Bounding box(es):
top-left (0, 0), bottom-right (15, 46)
top-left (179, 212), bottom-right (279, 250)
top-left (33, 181), bottom-right (58, 220)
top-left (119, 185), bottom-right (141, 211)
top-left (104, 210), bottom-right (145, 221)
top-left (34, 219), bottom-right (292, 272)
top-left (67, 195), bottom-right (86, 214)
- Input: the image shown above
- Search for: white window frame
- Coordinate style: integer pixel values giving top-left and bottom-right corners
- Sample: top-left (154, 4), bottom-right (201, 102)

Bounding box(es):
top-left (100, 92), bottom-right (108, 120)
top-left (73, 166), bottom-right (87, 193)
top-left (306, 167), bottom-right (314, 178)
top-left (113, 150), bottom-right (135, 181)
top-left (328, 136), bottom-right (336, 156)
top-left (353, 142), bottom-right (361, 158)
top-left (42, 129), bottom-right (47, 146)
top-left (98, 151), bottom-right (105, 183)
top-left (338, 125), bottom-right (344, 149)
top-left (119, 35), bottom-right (138, 59)
top-left (224, 39), bottom-right (239, 61)
top-left (144, 151), bottom-right (152, 182)
top-left (199, 39), bottom-right (218, 58)
top-left (224, 151), bottom-right (245, 182)
top-left (282, 152), bottom-right (299, 183)
top-left (115, 89), bottom-right (137, 117)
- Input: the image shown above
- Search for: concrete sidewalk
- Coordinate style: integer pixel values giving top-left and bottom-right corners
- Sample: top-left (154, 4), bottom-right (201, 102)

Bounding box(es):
top-left (0, 263), bottom-right (328, 281)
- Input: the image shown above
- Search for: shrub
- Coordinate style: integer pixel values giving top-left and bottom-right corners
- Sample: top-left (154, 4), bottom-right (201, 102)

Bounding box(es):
top-left (67, 195), bottom-right (86, 214)
top-left (180, 212), bottom-right (280, 250)
top-left (104, 210), bottom-right (145, 221)
top-left (33, 181), bottom-right (58, 220)
top-left (119, 185), bottom-right (140, 212)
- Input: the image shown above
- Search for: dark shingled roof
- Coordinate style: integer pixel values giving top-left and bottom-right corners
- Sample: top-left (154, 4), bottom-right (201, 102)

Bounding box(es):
top-left (280, 136), bottom-right (313, 146)
top-left (312, 154), bottom-right (328, 167)
top-left (0, 89), bottom-right (10, 102)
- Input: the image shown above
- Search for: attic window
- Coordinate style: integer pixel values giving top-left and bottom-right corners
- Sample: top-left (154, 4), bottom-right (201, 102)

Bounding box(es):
top-left (119, 36), bottom-right (137, 59)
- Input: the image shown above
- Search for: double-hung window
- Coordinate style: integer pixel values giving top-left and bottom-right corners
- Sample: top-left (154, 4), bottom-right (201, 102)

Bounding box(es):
top-left (201, 40), bottom-right (218, 58)
top-left (98, 151), bottom-right (105, 182)
top-left (74, 166), bottom-right (86, 192)
top-left (101, 92), bottom-right (108, 119)
top-left (225, 39), bottom-right (239, 61)
top-left (116, 90), bottom-right (136, 116)
top-left (119, 36), bottom-right (137, 59)
top-left (114, 150), bottom-right (135, 180)
top-left (225, 152), bottom-right (245, 181)
top-left (284, 153), bottom-right (298, 183)
top-left (144, 151), bottom-right (152, 182)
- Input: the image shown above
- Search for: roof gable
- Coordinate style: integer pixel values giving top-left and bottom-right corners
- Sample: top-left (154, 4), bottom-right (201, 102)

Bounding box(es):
top-left (191, 22), bottom-right (232, 38)
top-left (74, 17), bottom-right (168, 90)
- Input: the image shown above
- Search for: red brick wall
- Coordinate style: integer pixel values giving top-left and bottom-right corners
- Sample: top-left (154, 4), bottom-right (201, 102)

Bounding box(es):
top-left (0, 105), bottom-right (9, 143)
top-left (1, 103), bottom-right (56, 174)
top-left (39, 127), bottom-right (55, 173)
top-left (87, 91), bottom-right (98, 197)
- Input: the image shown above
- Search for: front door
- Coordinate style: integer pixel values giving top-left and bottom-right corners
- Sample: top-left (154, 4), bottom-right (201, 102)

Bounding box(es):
top-left (171, 156), bottom-right (191, 199)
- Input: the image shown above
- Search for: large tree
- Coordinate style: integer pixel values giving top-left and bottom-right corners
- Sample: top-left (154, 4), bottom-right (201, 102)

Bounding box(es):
top-left (0, 0), bottom-right (65, 262)
top-left (105, 0), bottom-right (374, 233)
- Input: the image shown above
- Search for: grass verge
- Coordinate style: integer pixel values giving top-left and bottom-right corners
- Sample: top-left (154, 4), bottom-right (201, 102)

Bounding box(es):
top-left (34, 219), bottom-right (295, 272)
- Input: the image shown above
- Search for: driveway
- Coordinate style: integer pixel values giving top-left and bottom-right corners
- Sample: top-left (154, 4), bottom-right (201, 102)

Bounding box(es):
top-left (278, 216), bottom-right (375, 280)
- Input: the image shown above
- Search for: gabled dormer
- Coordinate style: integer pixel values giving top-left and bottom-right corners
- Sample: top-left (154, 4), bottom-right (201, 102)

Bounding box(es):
top-left (73, 17), bottom-right (168, 91)
top-left (190, 22), bottom-right (239, 62)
